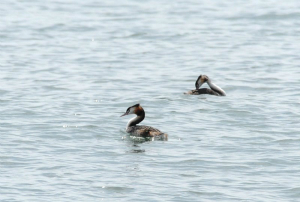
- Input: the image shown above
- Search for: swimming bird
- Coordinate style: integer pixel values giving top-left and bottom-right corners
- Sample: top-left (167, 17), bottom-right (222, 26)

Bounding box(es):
top-left (185, 75), bottom-right (226, 96)
top-left (121, 104), bottom-right (168, 140)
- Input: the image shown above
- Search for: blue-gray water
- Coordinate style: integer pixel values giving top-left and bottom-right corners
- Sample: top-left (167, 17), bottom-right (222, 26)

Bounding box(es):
top-left (1, 0), bottom-right (300, 201)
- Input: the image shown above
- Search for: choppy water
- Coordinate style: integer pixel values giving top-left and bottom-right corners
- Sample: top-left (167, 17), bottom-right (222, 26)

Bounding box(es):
top-left (1, 0), bottom-right (300, 201)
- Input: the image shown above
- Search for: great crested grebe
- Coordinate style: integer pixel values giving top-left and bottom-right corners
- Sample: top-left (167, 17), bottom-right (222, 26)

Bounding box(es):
top-left (121, 104), bottom-right (168, 140)
top-left (185, 75), bottom-right (226, 96)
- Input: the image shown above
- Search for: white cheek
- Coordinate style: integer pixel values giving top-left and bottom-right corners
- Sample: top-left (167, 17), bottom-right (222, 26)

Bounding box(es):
top-left (198, 81), bottom-right (204, 88)
top-left (129, 107), bottom-right (136, 114)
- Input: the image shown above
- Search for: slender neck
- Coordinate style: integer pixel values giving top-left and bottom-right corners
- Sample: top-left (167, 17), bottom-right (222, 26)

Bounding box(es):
top-left (207, 79), bottom-right (226, 96)
top-left (126, 109), bottom-right (145, 128)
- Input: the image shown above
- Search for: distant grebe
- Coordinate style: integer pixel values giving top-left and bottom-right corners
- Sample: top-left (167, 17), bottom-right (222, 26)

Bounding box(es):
top-left (121, 104), bottom-right (168, 140)
top-left (185, 75), bottom-right (226, 96)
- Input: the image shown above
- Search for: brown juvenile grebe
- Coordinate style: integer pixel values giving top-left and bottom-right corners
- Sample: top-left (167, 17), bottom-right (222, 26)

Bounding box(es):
top-left (121, 104), bottom-right (168, 140)
top-left (185, 75), bottom-right (226, 96)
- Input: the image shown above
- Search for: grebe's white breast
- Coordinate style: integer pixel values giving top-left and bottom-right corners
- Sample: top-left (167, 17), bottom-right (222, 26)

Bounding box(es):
top-left (207, 80), bottom-right (226, 96)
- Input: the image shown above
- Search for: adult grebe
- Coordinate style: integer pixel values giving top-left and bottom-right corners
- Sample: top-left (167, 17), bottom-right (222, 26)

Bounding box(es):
top-left (121, 104), bottom-right (168, 140)
top-left (185, 75), bottom-right (226, 96)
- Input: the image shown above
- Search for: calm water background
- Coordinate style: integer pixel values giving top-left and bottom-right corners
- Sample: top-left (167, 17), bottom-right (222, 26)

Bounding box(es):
top-left (1, 0), bottom-right (300, 201)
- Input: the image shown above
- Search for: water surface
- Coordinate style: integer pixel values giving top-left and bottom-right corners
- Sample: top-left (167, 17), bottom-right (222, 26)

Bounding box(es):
top-left (1, 0), bottom-right (300, 201)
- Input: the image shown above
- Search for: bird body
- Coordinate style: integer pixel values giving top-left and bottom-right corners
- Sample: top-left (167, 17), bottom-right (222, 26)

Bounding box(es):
top-left (121, 104), bottom-right (168, 140)
top-left (185, 75), bottom-right (226, 96)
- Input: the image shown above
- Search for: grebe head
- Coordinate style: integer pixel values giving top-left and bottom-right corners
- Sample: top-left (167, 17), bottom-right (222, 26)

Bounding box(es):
top-left (195, 75), bottom-right (209, 89)
top-left (120, 103), bottom-right (143, 117)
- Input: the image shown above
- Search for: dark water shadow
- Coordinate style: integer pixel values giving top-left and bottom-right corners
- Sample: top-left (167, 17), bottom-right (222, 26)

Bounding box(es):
top-left (126, 148), bottom-right (146, 153)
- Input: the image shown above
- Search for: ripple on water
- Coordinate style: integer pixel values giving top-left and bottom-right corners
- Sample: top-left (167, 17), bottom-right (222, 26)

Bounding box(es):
top-left (1, 0), bottom-right (300, 201)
